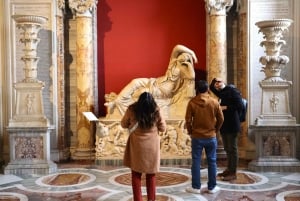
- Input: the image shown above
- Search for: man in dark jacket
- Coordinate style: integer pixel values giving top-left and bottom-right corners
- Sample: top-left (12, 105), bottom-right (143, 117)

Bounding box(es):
top-left (209, 78), bottom-right (243, 181)
top-left (185, 80), bottom-right (224, 194)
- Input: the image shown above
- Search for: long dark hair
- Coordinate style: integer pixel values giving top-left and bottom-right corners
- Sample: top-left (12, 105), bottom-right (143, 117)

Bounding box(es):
top-left (133, 92), bottom-right (159, 129)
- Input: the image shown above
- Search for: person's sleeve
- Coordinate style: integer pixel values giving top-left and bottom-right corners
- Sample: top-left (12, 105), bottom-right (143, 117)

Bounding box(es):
top-left (157, 109), bottom-right (167, 132)
top-left (209, 82), bottom-right (219, 96)
top-left (185, 102), bottom-right (193, 134)
top-left (228, 88), bottom-right (243, 112)
top-left (215, 104), bottom-right (224, 131)
top-left (120, 108), bottom-right (131, 129)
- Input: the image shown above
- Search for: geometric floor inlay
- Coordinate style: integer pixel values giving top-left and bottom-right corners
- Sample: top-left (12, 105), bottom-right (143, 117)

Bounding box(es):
top-left (0, 192), bottom-right (28, 201)
top-left (217, 172), bottom-right (262, 184)
top-left (277, 191), bottom-right (300, 201)
top-left (285, 196), bottom-right (300, 201)
top-left (36, 172), bottom-right (95, 187)
top-left (1, 167), bottom-right (300, 201)
top-left (115, 171), bottom-right (189, 187)
top-left (0, 195), bottom-right (20, 201)
top-left (126, 194), bottom-right (176, 201)
top-left (216, 170), bottom-right (269, 188)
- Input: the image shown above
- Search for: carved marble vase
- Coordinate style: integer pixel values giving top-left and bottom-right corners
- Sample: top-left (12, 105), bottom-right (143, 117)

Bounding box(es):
top-left (9, 15), bottom-right (49, 127)
top-left (13, 15), bottom-right (48, 82)
top-left (5, 15), bottom-right (56, 176)
top-left (255, 19), bottom-right (296, 126)
top-left (256, 19), bottom-right (293, 81)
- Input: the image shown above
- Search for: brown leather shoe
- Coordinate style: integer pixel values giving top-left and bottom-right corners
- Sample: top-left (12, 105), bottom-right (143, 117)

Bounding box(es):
top-left (222, 173), bottom-right (237, 181)
top-left (217, 169), bottom-right (230, 177)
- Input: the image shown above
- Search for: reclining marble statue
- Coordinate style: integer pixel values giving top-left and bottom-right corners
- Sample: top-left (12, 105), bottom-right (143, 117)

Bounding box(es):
top-left (96, 44), bottom-right (198, 160)
top-left (104, 44), bottom-right (198, 119)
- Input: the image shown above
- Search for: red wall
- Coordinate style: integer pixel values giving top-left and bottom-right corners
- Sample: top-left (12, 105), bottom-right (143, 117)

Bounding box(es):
top-left (97, 0), bottom-right (206, 116)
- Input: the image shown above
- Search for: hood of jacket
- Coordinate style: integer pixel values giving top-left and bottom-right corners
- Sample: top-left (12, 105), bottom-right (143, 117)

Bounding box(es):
top-left (190, 93), bottom-right (210, 107)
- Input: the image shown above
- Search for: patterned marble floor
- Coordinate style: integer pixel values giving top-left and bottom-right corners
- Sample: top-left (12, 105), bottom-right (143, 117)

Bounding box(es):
top-left (0, 163), bottom-right (300, 201)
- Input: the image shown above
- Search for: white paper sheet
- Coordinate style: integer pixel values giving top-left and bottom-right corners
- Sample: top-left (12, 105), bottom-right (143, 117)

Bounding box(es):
top-left (82, 112), bottom-right (99, 121)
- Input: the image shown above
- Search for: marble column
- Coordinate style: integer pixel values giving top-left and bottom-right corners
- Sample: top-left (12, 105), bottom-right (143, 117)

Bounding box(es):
top-left (205, 0), bottom-right (233, 159)
top-left (236, 0), bottom-right (255, 159)
top-left (56, 0), bottom-right (68, 159)
top-left (69, 0), bottom-right (97, 160)
top-left (205, 0), bottom-right (233, 83)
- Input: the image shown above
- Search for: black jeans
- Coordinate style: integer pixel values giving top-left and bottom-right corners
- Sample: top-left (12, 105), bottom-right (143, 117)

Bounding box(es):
top-left (221, 133), bottom-right (238, 173)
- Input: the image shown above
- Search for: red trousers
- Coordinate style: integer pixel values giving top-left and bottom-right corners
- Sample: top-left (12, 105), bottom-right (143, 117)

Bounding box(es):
top-left (131, 170), bottom-right (156, 201)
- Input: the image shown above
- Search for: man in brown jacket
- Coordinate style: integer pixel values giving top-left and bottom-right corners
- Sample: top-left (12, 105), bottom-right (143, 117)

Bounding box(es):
top-left (185, 80), bottom-right (224, 194)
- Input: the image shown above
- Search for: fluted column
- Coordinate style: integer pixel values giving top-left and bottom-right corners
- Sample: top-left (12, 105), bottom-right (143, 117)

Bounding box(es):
top-left (236, 0), bottom-right (255, 159)
top-left (56, 0), bottom-right (68, 157)
top-left (236, 0), bottom-right (248, 151)
top-left (205, 0), bottom-right (233, 83)
top-left (69, 0), bottom-right (97, 159)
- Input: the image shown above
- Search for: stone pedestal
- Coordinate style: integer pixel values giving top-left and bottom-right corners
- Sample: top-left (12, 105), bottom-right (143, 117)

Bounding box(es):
top-left (8, 82), bottom-right (49, 127)
top-left (248, 125), bottom-right (300, 172)
top-left (5, 127), bottom-right (57, 177)
top-left (255, 80), bottom-right (296, 126)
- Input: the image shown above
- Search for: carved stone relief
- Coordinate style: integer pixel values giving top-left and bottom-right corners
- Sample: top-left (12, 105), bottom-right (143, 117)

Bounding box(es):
top-left (15, 136), bottom-right (44, 159)
top-left (263, 135), bottom-right (291, 157)
top-left (95, 120), bottom-right (191, 160)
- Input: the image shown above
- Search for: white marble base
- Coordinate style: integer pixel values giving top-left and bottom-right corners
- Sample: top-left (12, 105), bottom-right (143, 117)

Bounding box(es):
top-left (255, 115), bottom-right (296, 126)
top-left (0, 174), bottom-right (23, 185)
top-left (248, 158), bottom-right (300, 172)
top-left (5, 126), bottom-right (57, 177)
top-left (249, 125), bottom-right (300, 172)
top-left (72, 148), bottom-right (95, 160)
top-left (4, 160), bottom-right (57, 178)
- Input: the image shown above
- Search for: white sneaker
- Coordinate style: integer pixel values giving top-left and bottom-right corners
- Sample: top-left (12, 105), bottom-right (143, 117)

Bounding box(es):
top-left (208, 186), bottom-right (220, 194)
top-left (185, 186), bottom-right (201, 194)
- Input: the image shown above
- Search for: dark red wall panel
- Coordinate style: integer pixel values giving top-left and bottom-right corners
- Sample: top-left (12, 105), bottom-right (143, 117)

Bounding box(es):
top-left (97, 0), bottom-right (206, 115)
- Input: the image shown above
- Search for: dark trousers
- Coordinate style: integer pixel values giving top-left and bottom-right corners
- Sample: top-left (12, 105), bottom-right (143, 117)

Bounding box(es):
top-left (131, 170), bottom-right (156, 201)
top-left (221, 133), bottom-right (239, 173)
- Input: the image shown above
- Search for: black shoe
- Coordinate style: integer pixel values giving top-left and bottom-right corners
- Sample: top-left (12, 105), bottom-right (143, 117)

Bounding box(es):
top-left (217, 169), bottom-right (230, 177)
top-left (222, 173), bottom-right (237, 181)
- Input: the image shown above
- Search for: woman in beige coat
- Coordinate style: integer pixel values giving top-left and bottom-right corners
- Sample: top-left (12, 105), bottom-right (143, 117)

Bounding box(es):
top-left (121, 92), bottom-right (166, 201)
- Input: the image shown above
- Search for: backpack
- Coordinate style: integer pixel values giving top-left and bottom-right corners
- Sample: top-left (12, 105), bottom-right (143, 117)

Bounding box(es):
top-left (239, 98), bottom-right (248, 122)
